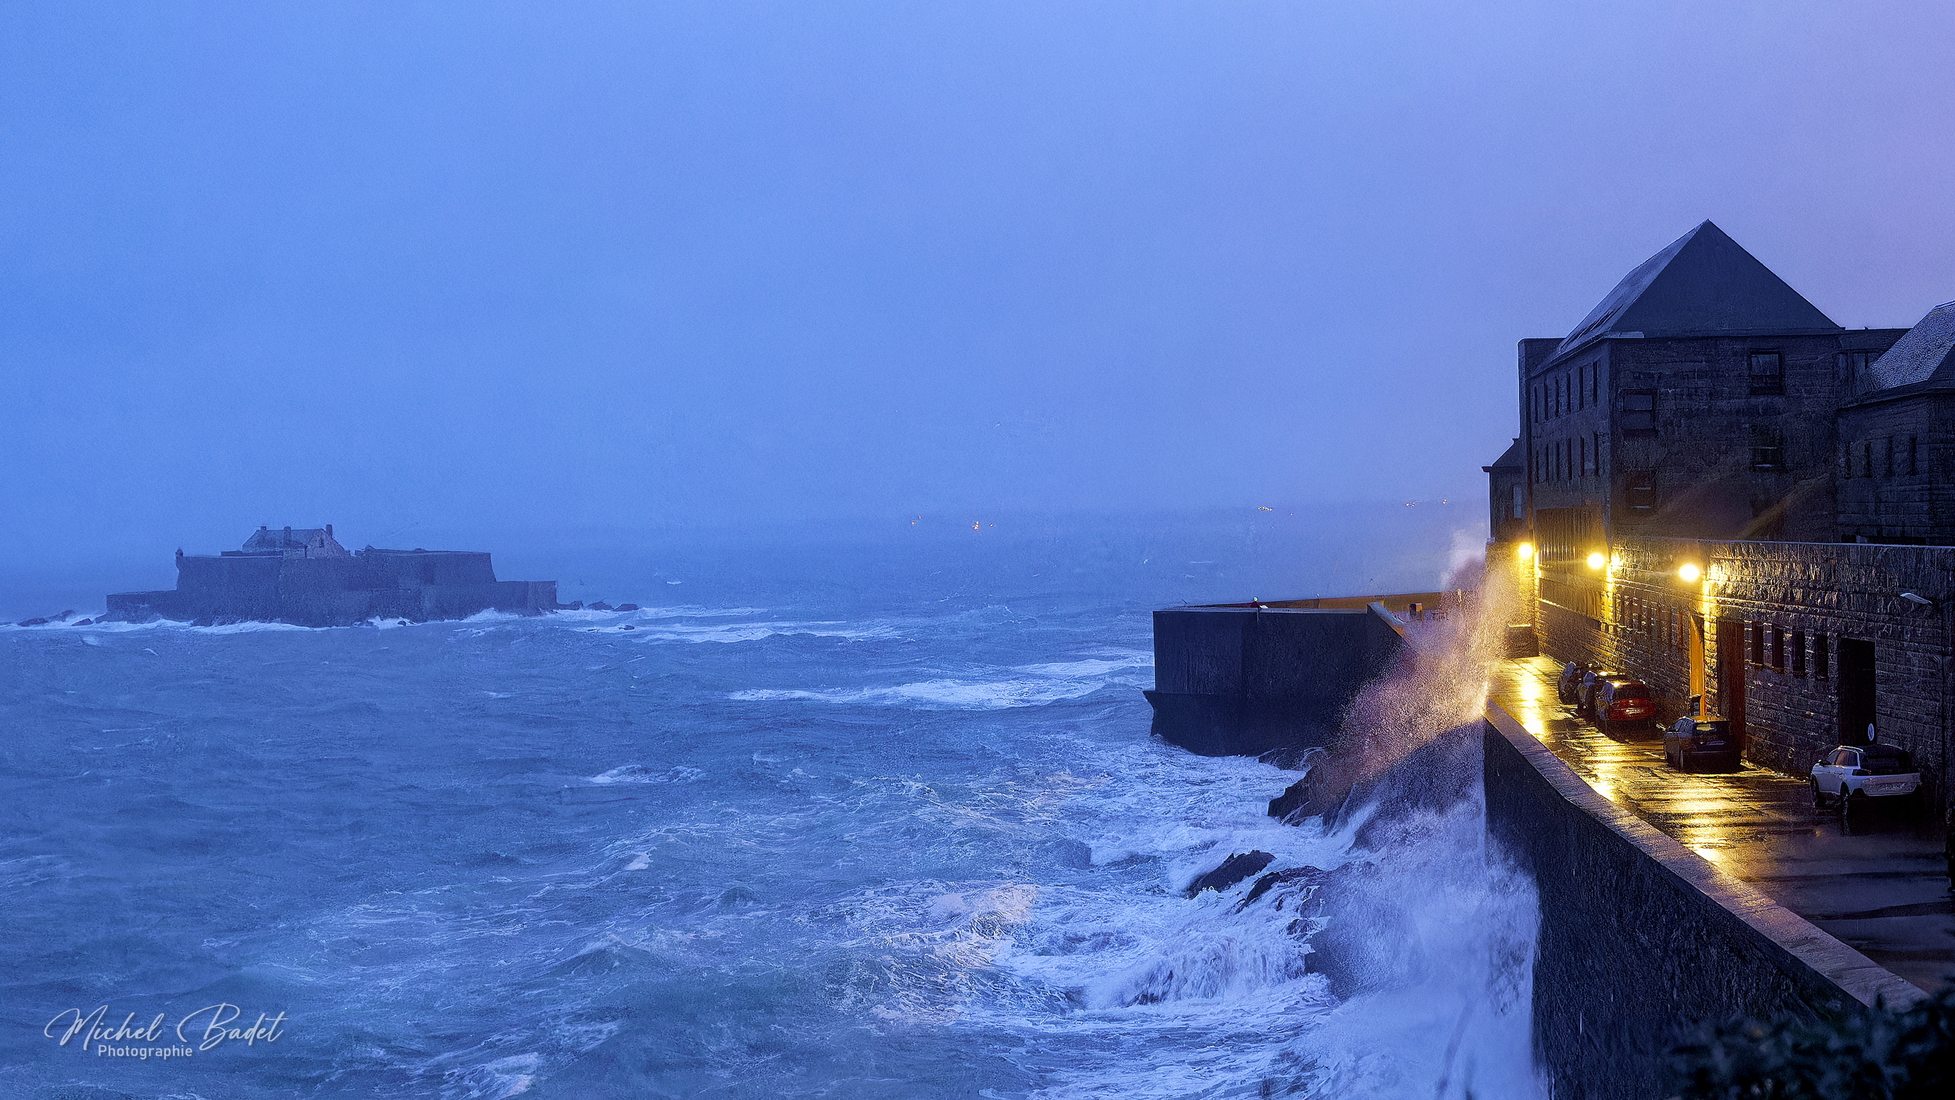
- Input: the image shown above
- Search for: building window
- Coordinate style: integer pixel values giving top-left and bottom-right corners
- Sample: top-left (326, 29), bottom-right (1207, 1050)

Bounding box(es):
top-left (1841, 349), bottom-right (1876, 394)
top-left (1814, 634), bottom-right (1830, 679)
top-left (1593, 432), bottom-right (1603, 477)
top-left (1843, 442), bottom-right (1853, 479)
top-left (1590, 362), bottom-right (1600, 404)
top-left (1792, 631), bottom-right (1807, 677)
top-left (1625, 470), bottom-right (1658, 512)
top-left (1621, 388), bottom-right (1657, 435)
top-left (1909, 436), bottom-right (1919, 476)
top-left (1885, 437), bottom-right (1896, 478)
top-left (1770, 626), bottom-right (1786, 672)
top-left (1751, 426), bottom-right (1784, 471)
top-left (1749, 350), bottom-right (1784, 395)
top-left (1863, 442), bottom-right (1873, 478)
top-left (1751, 622), bottom-right (1765, 665)
top-left (1579, 436), bottom-right (1588, 477)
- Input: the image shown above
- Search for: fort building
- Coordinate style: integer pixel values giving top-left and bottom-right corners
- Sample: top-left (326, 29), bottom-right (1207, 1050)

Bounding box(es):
top-left (1489, 221), bottom-right (1955, 809)
top-left (105, 525), bottom-right (558, 627)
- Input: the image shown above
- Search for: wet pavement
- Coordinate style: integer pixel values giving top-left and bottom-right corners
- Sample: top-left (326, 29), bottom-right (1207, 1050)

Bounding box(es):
top-left (1490, 655), bottom-right (1955, 994)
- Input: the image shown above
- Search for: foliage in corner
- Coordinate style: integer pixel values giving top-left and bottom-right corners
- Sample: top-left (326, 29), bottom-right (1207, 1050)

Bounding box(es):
top-left (1672, 988), bottom-right (1955, 1099)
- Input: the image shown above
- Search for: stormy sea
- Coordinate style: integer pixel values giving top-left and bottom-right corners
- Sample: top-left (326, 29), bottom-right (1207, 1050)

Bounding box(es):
top-left (1, 513), bottom-right (1543, 1098)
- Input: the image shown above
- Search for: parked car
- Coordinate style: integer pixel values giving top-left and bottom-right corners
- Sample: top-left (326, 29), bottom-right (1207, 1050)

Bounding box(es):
top-left (1811, 744), bottom-right (1921, 811)
top-left (1595, 678), bottom-right (1658, 738)
top-left (1664, 715), bottom-right (1740, 771)
top-left (1556, 660), bottom-right (1595, 705)
top-left (1575, 668), bottom-right (1621, 718)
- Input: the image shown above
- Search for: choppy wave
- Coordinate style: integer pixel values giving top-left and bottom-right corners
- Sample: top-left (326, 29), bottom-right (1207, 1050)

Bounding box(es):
top-left (731, 650), bottom-right (1152, 710)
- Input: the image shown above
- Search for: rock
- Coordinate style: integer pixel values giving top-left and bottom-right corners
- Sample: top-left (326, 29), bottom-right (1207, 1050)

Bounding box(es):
top-left (71, 618), bottom-right (93, 626)
top-left (615, 603), bottom-right (639, 612)
top-left (588, 601), bottom-right (614, 611)
top-left (1268, 756), bottom-right (1362, 824)
top-left (1236, 866), bottom-right (1324, 911)
top-left (1184, 850), bottom-right (1275, 897)
top-left (619, 624), bottom-right (636, 631)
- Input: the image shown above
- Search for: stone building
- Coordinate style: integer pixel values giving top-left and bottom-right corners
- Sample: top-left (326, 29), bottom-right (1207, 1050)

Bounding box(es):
top-left (1488, 222), bottom-right (1955, 811)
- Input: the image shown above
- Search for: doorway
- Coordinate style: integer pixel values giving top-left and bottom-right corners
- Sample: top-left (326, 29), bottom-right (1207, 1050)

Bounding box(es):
top-left (1716, 618), bottom-right (1746, 749)
top-left (1837, 637), bottom-right (1876, 745)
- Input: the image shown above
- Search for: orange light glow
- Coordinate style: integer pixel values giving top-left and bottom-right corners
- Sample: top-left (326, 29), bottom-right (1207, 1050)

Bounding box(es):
top-left (1516, 542), bottom-right (1535, 561)
top-left (1678, 562), bottom-right (1703, 584)
top-left (1586, 551), bottom-right (1606, 570)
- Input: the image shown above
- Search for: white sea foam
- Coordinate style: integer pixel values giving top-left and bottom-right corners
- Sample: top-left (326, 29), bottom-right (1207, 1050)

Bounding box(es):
top-left (589, 764), bottom-right (705, 786)
top-left (730, 648), bottom-right (1152, 710)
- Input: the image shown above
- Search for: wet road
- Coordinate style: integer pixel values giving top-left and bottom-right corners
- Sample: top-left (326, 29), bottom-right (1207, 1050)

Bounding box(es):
top-left (1490, 655), bottom-right (1955, 994)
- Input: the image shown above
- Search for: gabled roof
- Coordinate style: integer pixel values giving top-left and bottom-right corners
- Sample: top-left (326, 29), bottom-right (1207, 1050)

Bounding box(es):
top-left (1483, 437), bottom-right (1522, 472)
top-left (1554, 221), bottom-right (1839, 358)
top-left (1868, 302), bottom-right (1955, 391)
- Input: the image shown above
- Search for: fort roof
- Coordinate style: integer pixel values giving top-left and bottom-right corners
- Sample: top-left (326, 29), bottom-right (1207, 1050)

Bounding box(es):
top-left (1866, 301), bottom-right (1955, 391)
top-left (1553, 220), bottom-right (1839, 360)
top-left (1483, 437), bottom-right (1523, 472)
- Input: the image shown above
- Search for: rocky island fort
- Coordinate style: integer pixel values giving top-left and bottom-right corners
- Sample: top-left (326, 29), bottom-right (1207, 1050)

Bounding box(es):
top-left (102, 524), bottom-right (558, 627)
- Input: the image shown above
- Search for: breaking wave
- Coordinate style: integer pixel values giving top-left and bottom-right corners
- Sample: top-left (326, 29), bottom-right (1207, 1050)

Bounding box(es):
top-left (730, 650), bottom-right (1152, 710)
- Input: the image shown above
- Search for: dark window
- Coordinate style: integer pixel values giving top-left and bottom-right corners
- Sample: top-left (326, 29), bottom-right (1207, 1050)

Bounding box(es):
top-left (1593, 432), bottom-right (1603, 477)
top-left (1792, 631), bottom-right (1807, 676)
top-left (1814, 634), bottom-right (1830, 678)
top-left (1590, 362), bottom-right (1600, 404)
top-left (1621, 389), bottom-right (1657, 435)
top-left (1843, 442), bottom-right (1853, 479)
top-left (1751, 426), bottom-right (1784, 471)
top-left (1579, 436), bottom-right (1588, 476)
top-left (1909, 436), bottom-right (1919, 476)
top-left (1770, 626), bottom-right (1786, 672)
top-left (1863, 442), bottom-right (1873, 478)
top-left (1749, 350), bottom-right (1784, 395)
top-left (1841, 349), bottom-right (1876, 394)
top-left (1625, 470), bottom-right (1657, 512)
top-left (1885, 437), bottom-right (1895, 478)
top-left (1751, 621), bottom-right (1764, 665)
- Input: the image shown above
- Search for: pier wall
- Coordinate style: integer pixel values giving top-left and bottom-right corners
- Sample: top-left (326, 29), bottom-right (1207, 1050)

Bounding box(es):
top-left (1482, 704), bottom-right (1919, 1100)
top-left (1146, 605), bottom-right (1407, 755)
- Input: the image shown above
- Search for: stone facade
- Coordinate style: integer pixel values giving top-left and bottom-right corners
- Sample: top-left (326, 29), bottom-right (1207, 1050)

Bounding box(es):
top-left (1485, 222), bottom-right (1955, 813)
top-left (1539, 538), bottom-right (1954, 797)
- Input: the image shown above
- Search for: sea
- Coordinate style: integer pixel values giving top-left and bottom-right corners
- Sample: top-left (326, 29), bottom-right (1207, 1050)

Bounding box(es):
top-left (0, 511), bottom-right (1544, 1098)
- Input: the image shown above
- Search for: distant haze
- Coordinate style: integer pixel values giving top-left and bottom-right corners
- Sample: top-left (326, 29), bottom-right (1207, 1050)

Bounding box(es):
top-left (6, 2), bottom-right (1954, 585)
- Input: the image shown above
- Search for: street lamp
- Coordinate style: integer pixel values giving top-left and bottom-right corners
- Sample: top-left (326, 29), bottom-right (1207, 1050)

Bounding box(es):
top-left (1516, 542), bottom-right (1535, 562)
top-left (1586, 551), bottom-right (1607, 570)
top-left (1678, 562), bottom-right (1703, 584)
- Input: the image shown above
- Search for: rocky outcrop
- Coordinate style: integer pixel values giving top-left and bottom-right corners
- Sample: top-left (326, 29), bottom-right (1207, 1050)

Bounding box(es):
top-left (1184, 850), bottom-right (1275, 897)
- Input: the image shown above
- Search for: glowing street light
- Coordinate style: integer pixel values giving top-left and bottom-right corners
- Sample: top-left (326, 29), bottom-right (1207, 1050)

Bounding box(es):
top-left (1678, 562), bottom-right (1703, 584)
top-left (1586, 551), bottom-right (1607, 571)
top-left (1516, 542), bottom-right (1535, 561)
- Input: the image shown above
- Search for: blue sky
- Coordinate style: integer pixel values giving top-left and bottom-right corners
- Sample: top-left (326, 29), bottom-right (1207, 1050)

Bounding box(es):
top-left (5, 1), bottom-right (1954, 570)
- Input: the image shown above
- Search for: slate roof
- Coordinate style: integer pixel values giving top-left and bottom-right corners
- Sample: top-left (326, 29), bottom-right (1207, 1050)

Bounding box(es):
top-left (1554, 221), bottom-right (1839, 358)
top-left (1483, 437), bottom-right (1523, 472)
top-left (1867, 302), bottom-right (1955, 391)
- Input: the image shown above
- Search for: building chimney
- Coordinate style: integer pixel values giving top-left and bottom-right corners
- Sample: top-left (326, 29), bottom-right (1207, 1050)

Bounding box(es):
top-left (325, 523), bottom-right (333, 540)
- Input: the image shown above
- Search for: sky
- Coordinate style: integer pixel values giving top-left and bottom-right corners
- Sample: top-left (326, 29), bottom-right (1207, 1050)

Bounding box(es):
top-left (5, 1), bottom-right (1955, 579)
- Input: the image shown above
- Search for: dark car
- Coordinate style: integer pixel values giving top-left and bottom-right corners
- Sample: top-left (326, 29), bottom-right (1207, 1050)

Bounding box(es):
top-left (1556, 661), bottom-right (1596, 705)
top-left (1664, 715), bottom-right (1740, 772)
top-left (1575, 669), bottom-right (1621, 718)
top-left (1595, 678), bottom-right (1658, 738)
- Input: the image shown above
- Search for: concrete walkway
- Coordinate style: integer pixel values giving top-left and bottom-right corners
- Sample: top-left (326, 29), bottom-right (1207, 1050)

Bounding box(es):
top-left (1490, 655), bottom-right (1955, 994)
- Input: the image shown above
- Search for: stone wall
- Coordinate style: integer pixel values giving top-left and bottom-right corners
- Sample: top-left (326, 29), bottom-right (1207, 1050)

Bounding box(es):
top-left (1147, 605), bottom-right (1405, 755)
top-left (1837, 389), bottom-right (1955, 542)
top-left (1533, 536), bottom-right (1955, 812)
top-left (1484, 705), bottom-right (1922, 1100)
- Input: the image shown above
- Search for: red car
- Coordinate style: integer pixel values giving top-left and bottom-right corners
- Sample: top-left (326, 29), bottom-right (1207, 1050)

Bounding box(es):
top-left (1595, 678), bottom-right (1657, 738)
